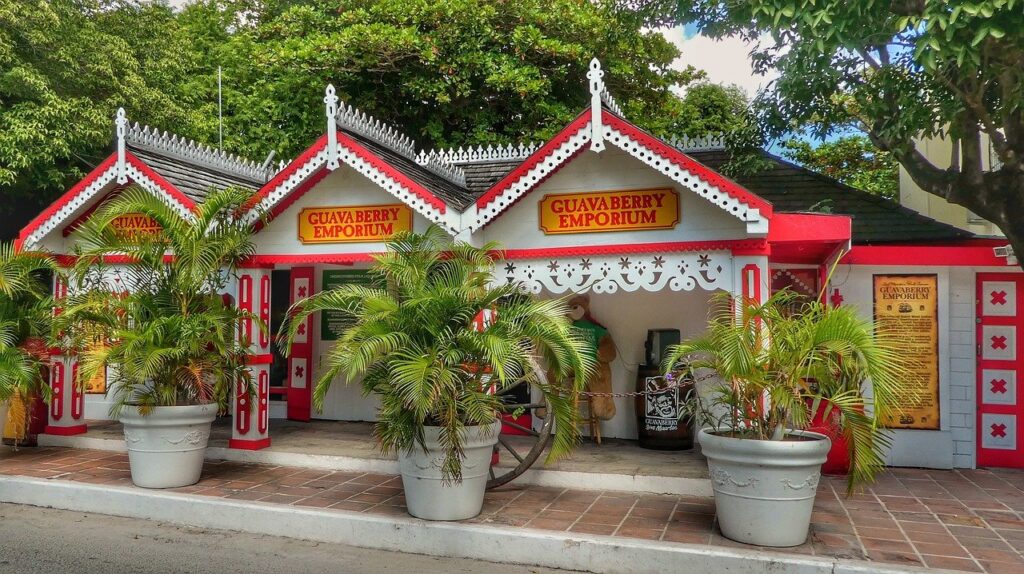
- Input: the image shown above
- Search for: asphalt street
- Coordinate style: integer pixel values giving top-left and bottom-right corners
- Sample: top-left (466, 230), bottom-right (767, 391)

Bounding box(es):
top-left (0, 503), bottom-right (580, 574)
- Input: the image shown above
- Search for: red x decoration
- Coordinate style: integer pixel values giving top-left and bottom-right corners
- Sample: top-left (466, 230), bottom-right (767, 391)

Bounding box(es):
top-left (297, 286), bottom-right (307, 297)
top-left (991, 335), bottom-right (1008, 350)
top-left (829, 289), bottom-right (844, 307)
top-left (991, 379), bottom-right (1009, 394)
top-left (991, 290), bottom-right (1008, 305)
top-left (296, 323), bottom-right (306, 335)
top-left (991, 423), bottom-right (1008, 438)
top-left (294, 365), bottom-right (304, 378)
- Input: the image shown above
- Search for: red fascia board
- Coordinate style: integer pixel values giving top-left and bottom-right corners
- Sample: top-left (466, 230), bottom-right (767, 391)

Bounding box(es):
top-left (498, 239), bottom-right (767, 260)
top-left (125, 152), bottom-right (198, 213)
top-left (768, 213), bottom-right (851, 245)
top-left (601, 112), bottom-right (774, 218)
top-left (19, 154), bottom-right (120, 243)
top-left (253, 168), bottom-right (331, 232)
top-left (243, 254), bottom-right (367, 266)
top-left (335, 132), bottom-right (447, 214)
top-left (247, 136), bottom-right (329, 210)
top-left (476, 112), bottom-right (591, 209)
top-left (843, 245), bottom-right (1008, 267)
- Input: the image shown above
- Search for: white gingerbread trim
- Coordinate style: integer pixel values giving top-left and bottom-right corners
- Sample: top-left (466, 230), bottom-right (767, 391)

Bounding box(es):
top-left (462, 122), bottom-right (592, 233)
top-left (246, 143), bottom-right (460, 233)
top-left (324, 85), bottom-right (340, 170)
top-left (670, 134), bottom-right (726, 152)
top-left (23, 162), bottom-right (195, 250)
top-left (501, 251), bottom-right (732, 295)
top-left (418, 142), bottom-right (540, 165)
top-left (465, 121), bottom-right (768, 234)
top-left (770, 269), bottom-right (815, 295)
top-left (125, 124), bottom-right (275, 183)
top-left (334, 100), bottom-right (466, 187)
top-left (603, 125), bottom-right (768, 235)
top-left (115, 108), bottom-right (128, 184)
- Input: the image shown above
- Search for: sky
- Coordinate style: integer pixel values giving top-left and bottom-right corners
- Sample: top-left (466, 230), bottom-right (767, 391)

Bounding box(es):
top-left (666, 25), bottom-right (776, 99)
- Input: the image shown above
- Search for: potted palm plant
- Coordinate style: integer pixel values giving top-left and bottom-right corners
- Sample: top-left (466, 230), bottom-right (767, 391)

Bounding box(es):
top-left (664, 290), bottom-right (903, 547)
top-left (56, 187), bottom-right (261, 488)
top-left (283, 226), bottom-right (594, 521)
top-left (0, 243), bottom-right (56, 443)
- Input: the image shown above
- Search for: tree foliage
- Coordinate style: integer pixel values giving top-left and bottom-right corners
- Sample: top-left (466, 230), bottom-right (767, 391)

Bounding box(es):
top-left (0, 0), bottom-right (211, 232)
top-left (647, 0), bottom-right (1024, 258)
top-left (782, 136), bottom-right (899, 199)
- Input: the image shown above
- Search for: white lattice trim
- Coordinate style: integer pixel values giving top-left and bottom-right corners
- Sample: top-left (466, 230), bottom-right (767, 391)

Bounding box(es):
top-left (336, 102), bottom-right (465, 186)
top-left (419, 143), bottom-right (540, 165)
top-left (246, 144), bottom-right (459, 233)
top-left (670, 134), bottom-right (726, 152)
top-left (126, 123), bottom-right (275, 183)
top-left (502, 252), bottom-right (732, 294)
top-left (465, 123), bottom-right (591, 233)
top-left (23, 164), bottom-right (194, 249)
top-left (604, 125), bottom-right (767, 233)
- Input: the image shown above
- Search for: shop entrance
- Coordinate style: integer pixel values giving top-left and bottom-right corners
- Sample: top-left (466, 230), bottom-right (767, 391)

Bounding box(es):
top-left (976, 273), bottom-right (1024, 468)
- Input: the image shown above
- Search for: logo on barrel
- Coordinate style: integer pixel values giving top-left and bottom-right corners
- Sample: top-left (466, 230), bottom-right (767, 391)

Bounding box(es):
top-left (298, 204), bottom-right (413, 244)
top-left (538, 188), bottom-right (679, 235)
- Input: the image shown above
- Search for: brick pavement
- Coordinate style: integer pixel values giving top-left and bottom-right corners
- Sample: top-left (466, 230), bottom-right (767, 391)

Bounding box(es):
top-left (1, 447), bottom-right (1023, 573)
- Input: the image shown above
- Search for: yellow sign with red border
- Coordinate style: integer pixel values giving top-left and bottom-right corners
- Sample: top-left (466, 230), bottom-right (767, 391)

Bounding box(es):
top-left (539, 188), bottom-right (679, 235)
top-left (110, 213), bottom-right (161, 237)
top-left (298, 204), bottom-right (413, 244)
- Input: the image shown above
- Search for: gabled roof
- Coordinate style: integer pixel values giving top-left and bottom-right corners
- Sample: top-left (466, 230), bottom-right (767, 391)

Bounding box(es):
top-left (684, 149), bottom-right (973, 244)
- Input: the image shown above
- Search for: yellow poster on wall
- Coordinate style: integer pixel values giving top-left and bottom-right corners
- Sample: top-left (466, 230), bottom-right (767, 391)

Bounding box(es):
top-left (873, 274), bottom-right (940, 430)
top-left (538, 188), bottom-right (679, 234)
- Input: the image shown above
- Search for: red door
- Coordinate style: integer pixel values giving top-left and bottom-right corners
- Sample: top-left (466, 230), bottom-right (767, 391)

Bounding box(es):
top-left (287, 267), bottom-right (315, 421)
top-left (976, 273), bottom-right (1024, 468)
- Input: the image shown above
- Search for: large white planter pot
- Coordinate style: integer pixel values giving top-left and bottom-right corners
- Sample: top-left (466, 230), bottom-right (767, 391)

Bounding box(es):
top-left (399, 421), bottom-right (501, 521)
top-left (699, 427), bottom-right (830, 547)
top-left (119, 404), bottom-right (216, 489)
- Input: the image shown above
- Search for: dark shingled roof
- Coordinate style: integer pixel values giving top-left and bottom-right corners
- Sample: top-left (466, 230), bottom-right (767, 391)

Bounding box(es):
top-left (459, 161), bottom-right (521, 194)
top-left (343, 130), bottom-right (478, 211)
top-left (129, 146), bottom-right (266, 202)
top-left (685, 149), bottom-right (973, 244)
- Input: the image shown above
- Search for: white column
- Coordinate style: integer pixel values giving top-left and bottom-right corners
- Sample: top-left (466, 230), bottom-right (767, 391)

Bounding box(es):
top-left (45, 274), bottom-right (86, 435)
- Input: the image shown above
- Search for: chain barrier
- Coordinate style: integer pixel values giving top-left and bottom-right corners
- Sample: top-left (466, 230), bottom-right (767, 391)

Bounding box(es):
top-left (578, 371), bottom-right (717, 398)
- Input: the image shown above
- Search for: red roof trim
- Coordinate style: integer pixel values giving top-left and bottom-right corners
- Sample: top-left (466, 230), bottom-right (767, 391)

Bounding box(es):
top-left (335, 132), bottom-right (447, 214)
top-left (499, 239), bottom-right (766, 259)
top-left (244, 254), bottom-right (370, 266)
top-left (246, 136), bottom-right (329, 211)
top-left (125, 152), bottom-right (198, 213)
top-left (253, 168), bottom-right (331, 232)
top-left (843, 245), bottom-right (1009, 267)
top-left (19, 154), bottom-right (120, 245)
top-left (768, 213), bottom-right (851, 245)
top-left (602, 113), bottom-right (773, 217)
top-left (476, 112), bottom-right (591, 209)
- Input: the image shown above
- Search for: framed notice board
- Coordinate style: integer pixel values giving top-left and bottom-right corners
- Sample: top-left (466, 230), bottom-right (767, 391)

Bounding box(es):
top-left (320, 269), bottom-right (378, 341)
top-left (873, 274), bottom-right (940, 430)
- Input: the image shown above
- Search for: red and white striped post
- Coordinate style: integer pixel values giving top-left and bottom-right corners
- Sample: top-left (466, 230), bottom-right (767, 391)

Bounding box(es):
top-left (229, 266), bottom-right (273, 450)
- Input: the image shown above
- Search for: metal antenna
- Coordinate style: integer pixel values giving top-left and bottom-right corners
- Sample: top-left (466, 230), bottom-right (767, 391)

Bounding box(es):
top-left (218, 66), bottom-right (223, 150)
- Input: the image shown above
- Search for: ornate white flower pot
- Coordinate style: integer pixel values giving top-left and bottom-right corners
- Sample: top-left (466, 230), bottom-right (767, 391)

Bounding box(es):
top-left (120, 404), bottom-right (216, 489)
top-left (698, 427), bottom-right (831, 547)
top-left (399, 421), bottom-right (501, 521)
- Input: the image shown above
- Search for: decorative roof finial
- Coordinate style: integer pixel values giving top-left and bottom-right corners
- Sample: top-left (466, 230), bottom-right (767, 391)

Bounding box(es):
top-left (587, 58), bottom-right (605, 152)
top-left (324, 84), bottom-right (340, 170)
top-left (115, 108), bottom-right (129, 184)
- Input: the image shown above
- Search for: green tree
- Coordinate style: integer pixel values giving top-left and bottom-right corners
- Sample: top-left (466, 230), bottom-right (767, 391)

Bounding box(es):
top-left (678, 82), bottom-right (749, 136)
top-left (180, 0), bottom-right (709, 160)
top-left (781, 136), bottom-right (899, 199)
top-left (645, 0), bottom-right (1024, 258)
top-left (0, 0), bottom-right (211, 238)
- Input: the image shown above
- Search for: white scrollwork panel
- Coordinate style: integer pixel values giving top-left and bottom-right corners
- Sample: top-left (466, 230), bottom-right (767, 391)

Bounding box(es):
top-left (502, 252), bottom-right (731, 294)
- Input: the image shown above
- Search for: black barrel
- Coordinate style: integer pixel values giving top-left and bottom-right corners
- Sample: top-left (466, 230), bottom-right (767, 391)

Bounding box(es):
top-left (635, 364), bottom-right (694, 450)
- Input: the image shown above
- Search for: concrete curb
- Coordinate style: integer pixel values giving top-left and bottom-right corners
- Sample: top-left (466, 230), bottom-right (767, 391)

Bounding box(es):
top-left (38, 434), bottom-right (713, 497)
top-left (0, 475), bottom-right (947, 574)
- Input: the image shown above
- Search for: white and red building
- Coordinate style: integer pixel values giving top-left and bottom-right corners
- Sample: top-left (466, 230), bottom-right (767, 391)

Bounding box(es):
top-left (19, 60), bottom-right (1022, 470)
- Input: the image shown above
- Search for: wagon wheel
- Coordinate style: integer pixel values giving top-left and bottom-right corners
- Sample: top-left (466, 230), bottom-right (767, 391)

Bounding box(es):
top-left (486, 388), bottom-right (554, 489)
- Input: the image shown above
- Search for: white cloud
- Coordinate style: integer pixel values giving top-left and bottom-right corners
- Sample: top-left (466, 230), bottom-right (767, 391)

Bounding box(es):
top-left (660, 26), bottom-right (777, 99)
